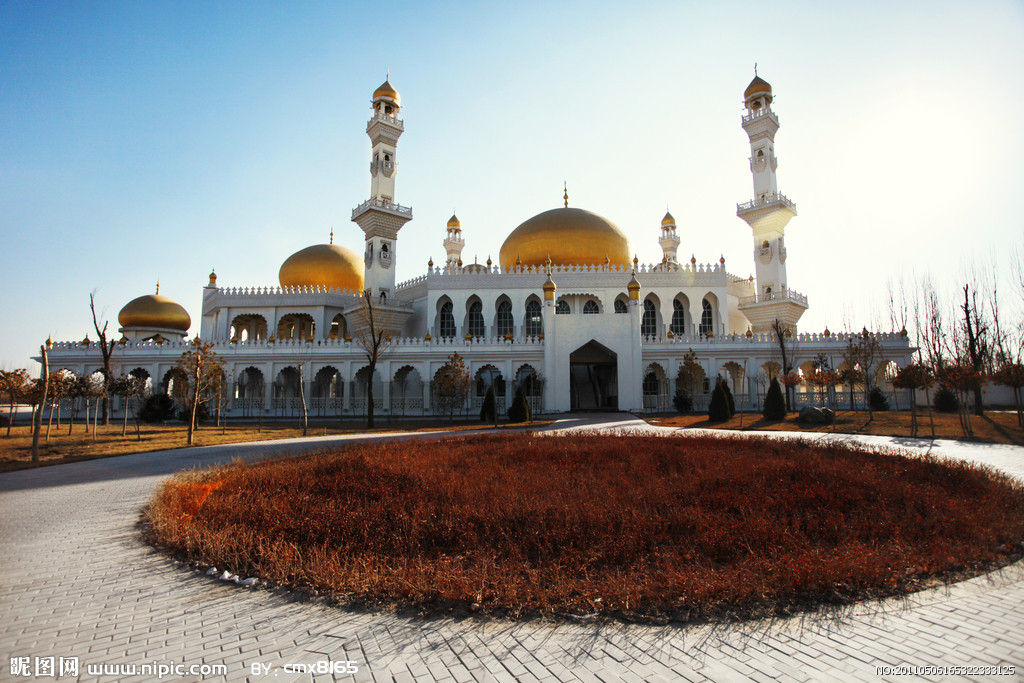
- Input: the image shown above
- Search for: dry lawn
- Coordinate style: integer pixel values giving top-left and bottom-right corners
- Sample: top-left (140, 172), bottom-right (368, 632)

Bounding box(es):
top-left (0, 417), bottom-right (553, 474)
top-left (145, 434), bottom-right (1024, 623)
top-left (647, 410), bottom-right (1024, 446)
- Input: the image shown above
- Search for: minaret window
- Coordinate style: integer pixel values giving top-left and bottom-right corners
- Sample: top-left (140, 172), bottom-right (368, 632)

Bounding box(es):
top-left (583, 300), bottom-right (599, 314)
top-left (671, 299), bottom-right (687, 335)
top-left (525, 300), bottom-right (542, 336)
top-left (641, 299), bottom-right (657, 337)
top-left (699, 299), bottom-right (713, 336)
top-left (614, 299), bottom-right (627, 314)
top-left (468, 301), bottom-right (485, 337)
top-left (556, 300), bottom-right (570, 315)
top-left (439, 301), bottom-right (455, 339)
top-left (496, 300), bottom-right (514, 337)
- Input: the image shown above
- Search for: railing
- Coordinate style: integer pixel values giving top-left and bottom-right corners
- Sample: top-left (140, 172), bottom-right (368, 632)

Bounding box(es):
top-left (738, 289), bottom-right (808, 306)
top-left (233, 398), bottom-right (264, 417)
top-left (389, 397), bottom-right (424, 413)
top-left (310, 397), bottom-right (343, 415)
top-left (737, 192), bottom-right (796, 213)
top-left (471, 396), bottom-right (507, 413)
top-left (350, 398), bottom-right (384, 413)
top-left (741, 107), bottom-right (778, 125)
top-left (367, 112), bottom-right (403, 128)
top-left (351, 197), bottom-right (413, 219)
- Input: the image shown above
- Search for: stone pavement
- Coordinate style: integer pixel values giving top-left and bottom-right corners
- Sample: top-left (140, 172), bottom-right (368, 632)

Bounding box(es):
top-left (1, 414), bottom-right (1023, 682)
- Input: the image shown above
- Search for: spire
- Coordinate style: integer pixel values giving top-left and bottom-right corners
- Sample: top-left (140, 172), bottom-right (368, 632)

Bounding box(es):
top-left (155, 281), bottom-right (160, 295)
top-left (563, 182), bottom-right (568, 208)
top-left (329, 227), bottom-right (334, 245)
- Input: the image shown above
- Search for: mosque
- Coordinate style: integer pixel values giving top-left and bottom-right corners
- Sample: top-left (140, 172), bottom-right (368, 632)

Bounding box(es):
top-left (45, 73), bottom-right (913, 417)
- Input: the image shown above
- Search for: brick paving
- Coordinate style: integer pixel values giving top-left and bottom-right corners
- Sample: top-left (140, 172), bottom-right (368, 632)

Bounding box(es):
top-left (1, 415), bottom-right (1023, 682)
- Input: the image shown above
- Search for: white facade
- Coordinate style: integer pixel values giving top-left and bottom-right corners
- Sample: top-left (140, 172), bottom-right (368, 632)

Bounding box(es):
top-left (44, 74), bottom-right (913, 418)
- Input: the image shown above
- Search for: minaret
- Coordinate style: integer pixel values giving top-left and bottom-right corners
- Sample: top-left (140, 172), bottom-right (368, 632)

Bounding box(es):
top-left (443, 213), bottom-right (465, 269)
top-left (351, 75), bottom-right (413, 297)
top-left (658, 210), bottom-right (680, 264)
top-left (736, 70), bottom-right (807, 333)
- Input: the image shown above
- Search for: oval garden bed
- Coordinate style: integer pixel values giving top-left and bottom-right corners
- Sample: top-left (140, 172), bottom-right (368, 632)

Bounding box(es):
top-left (144, 434), bottom-right (1024, 623)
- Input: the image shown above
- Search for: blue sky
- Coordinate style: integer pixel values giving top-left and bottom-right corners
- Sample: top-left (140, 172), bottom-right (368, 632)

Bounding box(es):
top-left (2, 1), bottom-right (1023, 371)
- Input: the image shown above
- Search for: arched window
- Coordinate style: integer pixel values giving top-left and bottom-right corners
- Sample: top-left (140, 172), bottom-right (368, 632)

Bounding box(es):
top-left (556, 300), bottom-right (570, 315)
top-left (614, 299), bottom-right (627, 314)
top-left (583, 300), bottom-right (599, 314)
top-left (643, 372), bottom-right (659, 396)
top-left (671, 299), bottom-right (686, 335)
top-left (700, 299), bottom-right (713, 336)
top-left (525, 300), bottom-right (542, 337)
top-left (641, 299), bottom-right (657, 337)
top-left (468, 301), bottom-right (485, 338)
top-left (439, 301), bottom-right (455, 339)
top-left (496, 300), bottom-right (514, 337)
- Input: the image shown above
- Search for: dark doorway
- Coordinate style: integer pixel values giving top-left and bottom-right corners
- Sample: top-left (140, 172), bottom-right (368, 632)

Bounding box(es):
top-left (570, 340), bottom-right (618, 410)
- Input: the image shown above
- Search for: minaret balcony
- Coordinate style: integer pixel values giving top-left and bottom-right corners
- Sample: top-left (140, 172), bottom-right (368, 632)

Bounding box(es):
top-left (352, 197), bottom-right (414, 221)
top-left (738, 288), bottom-right (808, 308)
top-left (741, 107), bottom-right (779, 126)
top-left (736, 192), bottom-right (796, 217)
top-left (366, 112), bottom-right (404, 130)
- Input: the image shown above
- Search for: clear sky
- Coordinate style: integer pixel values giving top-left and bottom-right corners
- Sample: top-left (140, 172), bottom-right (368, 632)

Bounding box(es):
top-left (2, 0), bottom-right (1022, 372)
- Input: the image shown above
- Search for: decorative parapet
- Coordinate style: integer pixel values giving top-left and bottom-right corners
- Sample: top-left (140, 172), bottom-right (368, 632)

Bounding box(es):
top-left (366, 111), bottom-right (403, 130)
top-left (351, 197), bottom-right (413, 220)
top-left (738, 289), bottom-right (808, 307)
top-left (215, 285), bottom-right (364, 297)
top-left (640, 330), bottom-right (911, 346)
top-left (736, 192), bottom-right (796, 215)
top-left (741, 107), bottom-right (779, 126)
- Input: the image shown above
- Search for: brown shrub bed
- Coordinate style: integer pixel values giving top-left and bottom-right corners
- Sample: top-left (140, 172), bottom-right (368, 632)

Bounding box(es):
top-left (144, 434), bottom-right (1024, 622)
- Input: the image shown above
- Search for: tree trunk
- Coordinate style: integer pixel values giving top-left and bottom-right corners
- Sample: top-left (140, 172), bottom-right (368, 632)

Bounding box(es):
top-left (366, 362), bottom-right (375, 429)
top-left (972, 385), bottom-right (985, 418)
top-left (6, 396), bottom-right (13, 437)
top-left (31, 346), bottom-right (49, 462)
top-left (68, 398), bottom-right (77, 435)
top-left (46, 398), bottom-right (53, 441)
top-left (122, 396), bottom-right (129, 436)
top-left (299, 369), bottom-right (308, 437)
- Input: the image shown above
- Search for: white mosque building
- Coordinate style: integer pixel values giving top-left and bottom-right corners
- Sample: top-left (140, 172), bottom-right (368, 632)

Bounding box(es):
top-left (45, 74), bottom-right (912, 417)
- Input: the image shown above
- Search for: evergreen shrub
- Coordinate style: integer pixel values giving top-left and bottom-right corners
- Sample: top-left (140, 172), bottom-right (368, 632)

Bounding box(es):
top-left (933, 386), bottom-right (959, 413)
top-left (480, 386), bottom-right (496, 423)
top-left (763, 377), bottom-right (786, 420)
top-left (508, 386), bottom-right (531, 423)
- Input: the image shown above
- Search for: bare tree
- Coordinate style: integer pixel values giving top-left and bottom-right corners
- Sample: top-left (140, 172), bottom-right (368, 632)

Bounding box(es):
top-left (959, 283), bottom-right (991, 417)
top-left (433, 352), bottom-right (471, 420)
top-left (349, 292), bottom-right (396, 429)
top-left (771, 319), bottom-right (798, 411)
top-left (89, 292), bottom-right (117, 425)
top-left (173, 340), bottom-right (226, 445)
top-left (0, 368), bottom-right (30, 437)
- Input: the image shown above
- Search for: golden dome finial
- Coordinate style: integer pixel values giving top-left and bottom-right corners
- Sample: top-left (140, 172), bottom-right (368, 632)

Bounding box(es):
top-left (486, 255), bottom-right (492, 267)
top-left (46, 335), bottom-right (52, 348)
top-left (155, 281), bottom-right (160, 295)
top-left (428, 257), bottom-right (434, 268)
top-left (208, 268), bottom-right (217, 285)
top-left (563, 181), bottom-right (568, 208)
top-left (329, 227), bottom-right (334, 245)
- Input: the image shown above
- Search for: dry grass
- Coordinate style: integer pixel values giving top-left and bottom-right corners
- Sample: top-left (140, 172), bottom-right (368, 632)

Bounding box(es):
top-left (0, 418), bottom-right (552, 474)
top-left (144, 434), bottom-right (1024, 623)
top-left (647, 410), bottom-right (1024, 446)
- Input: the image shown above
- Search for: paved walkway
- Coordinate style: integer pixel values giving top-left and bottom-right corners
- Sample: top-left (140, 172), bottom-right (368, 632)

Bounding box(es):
top-left (1, 415), bottom-right (1023, 682)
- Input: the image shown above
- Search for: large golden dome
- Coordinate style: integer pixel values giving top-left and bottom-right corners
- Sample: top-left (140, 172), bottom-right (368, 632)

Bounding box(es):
top-left (499, 207), bottom-right (630, 269)
top-left (279, 243), bottom-right (364, 292)
top-left (118, 289), bottom-right (191, 331)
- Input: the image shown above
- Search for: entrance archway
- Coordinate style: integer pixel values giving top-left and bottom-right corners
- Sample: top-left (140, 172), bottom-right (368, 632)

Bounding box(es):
top-left (570, 340), bottom-right (618, 410)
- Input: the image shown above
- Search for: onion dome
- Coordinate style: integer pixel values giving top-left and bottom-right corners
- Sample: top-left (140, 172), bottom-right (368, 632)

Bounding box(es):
top-left (627, 274), bottom-right (641, 300)
top-left (542, 274), bottom-right (557, 301)
top-left (118, 285), bottom-right (191, 332)
top-left (373, 78), bottom-right (401, 106)
top-left (744, 75), bottom-right (772, 99)
top-left (279, 243), bottom-right (364, 292)
top-left (208, 268), bottom-right (217, 286)
top-left (447, 214), bottom-right (461, 229)
top-left (661, 211), bottom-right (676, 227)
top-left (499, 207), bottom-right (630, 269)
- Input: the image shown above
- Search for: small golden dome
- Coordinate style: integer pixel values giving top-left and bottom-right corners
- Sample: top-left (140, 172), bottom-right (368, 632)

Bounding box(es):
top-left (690, 254), bottom-right (697, 265)
top-left (744, 75), bottom-right (772, 99)
top-left (661, 211), bottom-right (675, 227)
top-left (824, 327), bottom-right (831, 337)
top-left (542, 274), bottom-right (556, 301)
top-left (279, 243), bottom-right (364, 292)
top-left (373, 78), bottom-right (401, 105)
top-left (746, 327), bottom-right (754, 338)
top-left (428, 257), bottom-right (434, 268)
top-left (208, 268), bottom-right (217, 285)
top-left (447, 214), bottom-right (461, 228)
top-left (499, 207), bottom-right (630, 269)
top-left (627, 274), bottom-right (641, 300)
top-left (118, 288), bottom-right (191, 332)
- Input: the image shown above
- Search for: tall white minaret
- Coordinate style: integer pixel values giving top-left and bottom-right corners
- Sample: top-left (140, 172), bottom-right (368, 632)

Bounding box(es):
top-left (443, 213), bottom-right (465, 268)
top-left (352, 75), bottom-right (413, 297)
top-left (736, 70), bottom-right (807, 332)
top-left (658, 210), bottom-right (680, 264)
